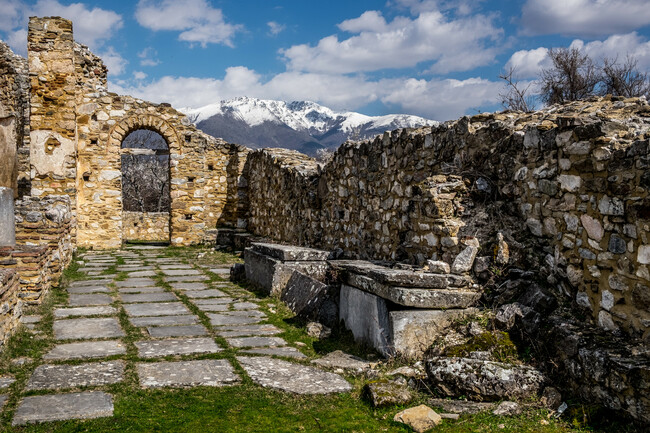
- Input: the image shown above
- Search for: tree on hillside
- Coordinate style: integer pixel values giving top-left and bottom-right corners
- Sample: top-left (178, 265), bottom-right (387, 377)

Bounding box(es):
top-left (601, 55), bottom-right (650, 99)
top-left (498, 67), bottom-right (537, 112)
top-left (539, 47), bottom-right (601, 104)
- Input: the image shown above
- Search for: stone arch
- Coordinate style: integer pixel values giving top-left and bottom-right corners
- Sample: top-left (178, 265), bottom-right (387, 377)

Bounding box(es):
top-left (108, 114), bottom-right (181, 153)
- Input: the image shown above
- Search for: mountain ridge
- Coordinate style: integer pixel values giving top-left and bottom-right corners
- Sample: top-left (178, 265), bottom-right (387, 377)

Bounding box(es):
top-left (180, 97), bottom-right (438, 155)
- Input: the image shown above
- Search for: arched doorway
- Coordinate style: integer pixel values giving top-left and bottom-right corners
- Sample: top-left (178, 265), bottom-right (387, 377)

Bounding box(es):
top-left (120, 129), bottom-right (171, 244)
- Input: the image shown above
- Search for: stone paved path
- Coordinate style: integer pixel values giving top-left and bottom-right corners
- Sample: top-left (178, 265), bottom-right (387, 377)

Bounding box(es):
top-left (3, 247), bottom-right (352, 426)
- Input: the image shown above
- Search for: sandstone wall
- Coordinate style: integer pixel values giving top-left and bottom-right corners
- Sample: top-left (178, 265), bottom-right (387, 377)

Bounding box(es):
top-left (14, 195), bottom-right (73, 286)
top-left (123, 211), bottom-right (170, 242)
top-left (0, 41), bottom-right (29, 197)
top-left (245, 97), bottom-right (650, 340)
top-left (0, 245), bottom-right (50, 305)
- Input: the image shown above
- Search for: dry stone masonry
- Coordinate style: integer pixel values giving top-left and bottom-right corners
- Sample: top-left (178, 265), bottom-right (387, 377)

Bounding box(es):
top-left (0, 14), bottom-right (649, 428)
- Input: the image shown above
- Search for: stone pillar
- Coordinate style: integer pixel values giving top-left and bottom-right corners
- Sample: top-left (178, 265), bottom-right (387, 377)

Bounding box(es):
top-left (27, 17), bottom-right (77, 203)
top-left (0, 187), bottom-right (15, 246)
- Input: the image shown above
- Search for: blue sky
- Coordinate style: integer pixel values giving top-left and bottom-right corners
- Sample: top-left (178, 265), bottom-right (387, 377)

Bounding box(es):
top-left (2, 0), bottom-right (650, 120)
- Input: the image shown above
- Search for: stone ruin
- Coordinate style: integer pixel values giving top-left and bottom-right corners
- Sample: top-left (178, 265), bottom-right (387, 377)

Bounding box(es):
top-left (0, 16), bottom-right (649, 425)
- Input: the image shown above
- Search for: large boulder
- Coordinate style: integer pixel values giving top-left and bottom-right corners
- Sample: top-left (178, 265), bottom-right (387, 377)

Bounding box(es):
top-left (426, 356), bottom-right (545, 401)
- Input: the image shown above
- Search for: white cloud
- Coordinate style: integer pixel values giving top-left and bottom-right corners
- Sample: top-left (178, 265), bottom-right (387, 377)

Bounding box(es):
top-left (109, 66), bottom-right (501, 120)
top-left (281, 9), bottom-right (502, 74)
top-left (505, 47), bottom-right (550, 79)
top-left (138, 47), bottom-right (160, 67)
top-left (135, 0), bottom-right (241, 47)
top-left (98, 47), bottom-right (127, 76)
top-left (521, 0), bottom-right (650, 37)
top-left (267, 21), bottom-right (285, 36)
top-left (133, 71), bottom-right (147, 80)
top-left (0, 0), bottom-right (122, 55)
top-left (30, 0), bottom-right (122, 49)
top-left (571, 32), bottom-right (650, 70)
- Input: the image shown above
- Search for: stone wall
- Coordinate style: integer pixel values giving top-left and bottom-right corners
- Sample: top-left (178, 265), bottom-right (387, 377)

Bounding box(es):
top-left (14, 195), bottom-right (73, 286)
top-left (24, 16), bottom-right (249, 248)
top-left (245, 97), bottom-right (650, 340)
top-left (0, 269), bottom-right (22, 346)
top-left (0, 41), bottom-right (29, 197)
top-left (0, 245), bottom-right (50, 305)
top-left (123, 211), bottom-right (170, 242)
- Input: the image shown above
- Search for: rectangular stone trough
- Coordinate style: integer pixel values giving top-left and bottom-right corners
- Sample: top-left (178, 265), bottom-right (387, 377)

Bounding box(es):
top-left (333, 260), bottom-right (481, 359)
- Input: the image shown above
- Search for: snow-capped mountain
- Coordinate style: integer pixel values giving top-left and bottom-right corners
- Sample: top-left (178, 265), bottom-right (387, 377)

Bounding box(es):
top-left (181, 97), bottom-right (437, 155)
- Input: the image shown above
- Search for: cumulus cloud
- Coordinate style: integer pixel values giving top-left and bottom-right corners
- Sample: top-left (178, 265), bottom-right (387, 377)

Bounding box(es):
top-left (109, 66), bottom-right (501, 120)
top-left (521, 0), bottom-right (650, 37)
top-left (98, 47), bottom-right (127, 76)
top-left (133, 71), bottom-right (147, 80)
top-left (267, 21), bottom-right (285, 36)
top-left (505, 47), bottom-right (550, 79)
top-left (571, 32), bottom-right (650, 70)
top-left (281, 8), bottom-right (502, 74)
top-left (0, 0), bottom-right (123, 69)
top-left (135, 0), bottom-right (241, 47)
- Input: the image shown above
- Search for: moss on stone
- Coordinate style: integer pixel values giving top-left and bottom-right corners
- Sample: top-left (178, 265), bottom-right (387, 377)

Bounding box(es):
top-left (443, 331), bottom-right (518, 363)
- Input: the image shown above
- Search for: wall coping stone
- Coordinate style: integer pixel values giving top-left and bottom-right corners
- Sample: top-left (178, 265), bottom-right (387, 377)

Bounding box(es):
top-left (251, 242), bottom-right (331, 262)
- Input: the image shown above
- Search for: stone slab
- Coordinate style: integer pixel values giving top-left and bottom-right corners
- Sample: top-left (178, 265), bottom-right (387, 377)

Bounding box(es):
top-left (165, 275), bottom-right (209, 282)
top-left (67, 285), bottom-right (110, 294)
top-left (232, 302), bottom-right (259, 310)
top-left (347, 273), bottom-right (480, 309)
top-left (196, 304), bottom-right (229, 312)
top-left (281, 270), bottom-right (339, 327)
top-left (54, 306), bottom-right (118, 318)
top-left (123, 302), bottom-right (191, 317)
top-left (171, 282), bottom-right (208, 291)
top-left (54, 318), bottom-right (125, 340)
top-left (43, 340), bottom-right (127, 360)
top-left (227, 337), bottom-right (287, 348)
top-left (208, 314), bottom-right (263, 326)
top-left (241, 347), bottom-right (307, 359)
top-left (128, 271), bottom-right (157, 277)
top-left (12, 392), bottom-right (114, 425)
top-left (115, 279), bottom-right (157, 287)
top-left (130, 315), bottom-right (199, 327)
top-left (236, 356), bottom-right (351, 394)
top-left (162, 269), bottom-right (201, 276)
top-left (70, 279), bottom-right (112, 287)
top-left (193, 298), bottom-right (234, 305)
top-left (20, 315), bottom-right (41, 324)
top-left (120, 292), bottom-right (177, 303)
top-left (26, 361), bottom-right (125, 390)
top-left (209, 268), bottom-right (231, 275)
top-left (340, 284), bottom-right (391, 357)
top-left (183, 289), bottom-right (227, 298)
top-left (217, 324), bottom-right (283, 337)
top-left (68, 294), bottom-right (113, 306)
top-left (311, 350), bottom-right (372, 372)
top-left (135, 337), bottom-right (222, 358)
top-left (158, 264), bottom-right (193, 270)
top-left (251, 242), bottom-right (331, 261)
top-left (0, 395), bottom-right (6, 407)
top-left (148, 325), bottom-right (208, 338)
top-left (118, 287), bottom-right (165, 294)
top-left (137, 359), bottom-right (239, 388)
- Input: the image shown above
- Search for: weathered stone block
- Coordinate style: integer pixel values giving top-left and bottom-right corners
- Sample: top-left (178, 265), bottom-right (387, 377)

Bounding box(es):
top-left (339, 284), bottom-right (392, 356)
top-left (280, 270), bottom-right (339, 327)
top-left (251, 242), bottom-right (331, 261)
top-left (0, 188), bottom-right (15, 247)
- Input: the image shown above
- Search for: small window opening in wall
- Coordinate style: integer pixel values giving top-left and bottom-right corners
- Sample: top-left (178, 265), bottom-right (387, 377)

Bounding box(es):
top-left (338, 210), bottom-right (345, 220)
top-left (185, 214), bottom-right (193, 220)
top-left (185, 134), bottom-right (192, 143)
top-left (91, 114), bottom-right (97, 121)
top-left (82, 174), bottom-right (90, 182)
top-left (133, 222), bottom-right (138, 227)
top-left (208, 164), bottom-right (214, 171)
top-left (188, 176), bottom-right (195, 183)
top-left (90, 139), bottom-right (97, 145)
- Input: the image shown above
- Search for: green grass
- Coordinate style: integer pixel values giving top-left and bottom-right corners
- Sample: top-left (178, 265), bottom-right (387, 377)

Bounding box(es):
top-left (0, 246), bottom-right (640, 432)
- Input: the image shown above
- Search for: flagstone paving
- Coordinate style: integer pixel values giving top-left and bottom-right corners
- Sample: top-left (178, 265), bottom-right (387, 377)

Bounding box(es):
top-left (3, 248), bottom-right (353, 426)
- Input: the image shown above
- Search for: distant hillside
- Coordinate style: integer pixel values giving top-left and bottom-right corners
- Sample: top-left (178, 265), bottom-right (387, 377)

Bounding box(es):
top-left (181, 97), bottom-right (437, 155)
